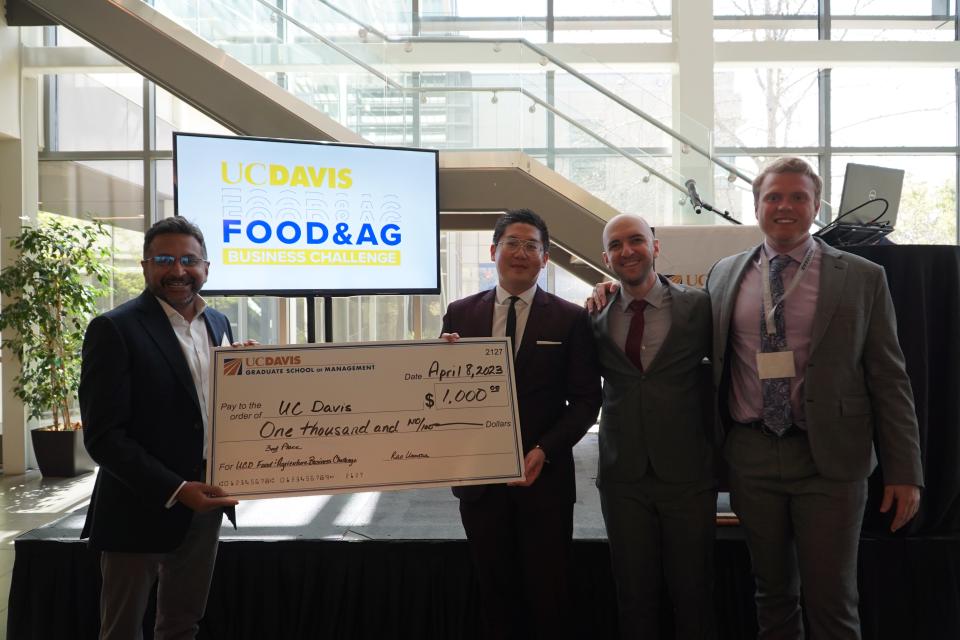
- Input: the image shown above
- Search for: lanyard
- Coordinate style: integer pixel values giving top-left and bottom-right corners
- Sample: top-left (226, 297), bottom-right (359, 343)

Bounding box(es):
top-left (760, 244), bottom-right (816, 336)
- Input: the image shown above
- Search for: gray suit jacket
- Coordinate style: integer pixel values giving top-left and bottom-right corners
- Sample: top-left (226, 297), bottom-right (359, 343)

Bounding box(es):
top-left (706, 238), bottom-right (923, 485)
top-left (592, 275), bottom-right (714, 487)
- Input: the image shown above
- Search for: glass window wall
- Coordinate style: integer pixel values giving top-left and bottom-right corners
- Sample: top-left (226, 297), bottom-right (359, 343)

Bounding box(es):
top-left (831, 68), bottom-right (956, 147)
top-left (715, 67), bottom-right (820, 148)
top-left (714, 0), bottom-right (819, 42)
top-left (155, 86), bottom-right (232, 151)
top-left (33, 2), bottom-right (960, 352)
top-left (38, 159), bottom-right (145, 230)
top-left (830, 1), bottom-right (956, 41)
top-left (53, 74), bottom-right (144, 151)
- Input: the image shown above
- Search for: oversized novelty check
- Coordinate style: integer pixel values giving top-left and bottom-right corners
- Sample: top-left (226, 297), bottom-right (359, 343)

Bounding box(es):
top-left (208, 338), bottom-right (523, 499)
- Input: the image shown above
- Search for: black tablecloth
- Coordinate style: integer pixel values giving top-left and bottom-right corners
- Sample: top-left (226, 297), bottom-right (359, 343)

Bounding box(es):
top-left (10, 533), bottom-right (960, 639)
top-left (845, 245), bottom-right (960, 535)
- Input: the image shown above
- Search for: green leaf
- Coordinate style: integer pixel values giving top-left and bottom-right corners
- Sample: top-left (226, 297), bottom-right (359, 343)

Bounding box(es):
top-left (0, 217), bottom-right (112, 427)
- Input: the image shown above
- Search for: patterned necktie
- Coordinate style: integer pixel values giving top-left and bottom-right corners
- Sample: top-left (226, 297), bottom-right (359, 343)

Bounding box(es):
top-left (761, 254), bottom-right (792, 435)
top-left (625, 299), bottom-right (648, 371)
top-left (505, 296), bottom-right (519, 354)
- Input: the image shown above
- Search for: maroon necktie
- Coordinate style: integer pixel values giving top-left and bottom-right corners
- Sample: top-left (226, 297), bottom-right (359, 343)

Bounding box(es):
top-left (625, 299), bottom-right (648, 371)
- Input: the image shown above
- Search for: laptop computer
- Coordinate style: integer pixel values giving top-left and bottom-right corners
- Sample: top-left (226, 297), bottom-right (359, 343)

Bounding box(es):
top-left (815, 163), bottom-right (904, 247)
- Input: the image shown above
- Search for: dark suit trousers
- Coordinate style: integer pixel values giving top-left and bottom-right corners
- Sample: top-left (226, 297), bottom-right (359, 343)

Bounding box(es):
top-left (725, 425), bottom-right (867, 640)
top-left (600, 471), bottom-right (717, 640)
top-left (98, 509), bottom-right (223, 640)
top-left (459, 484), bottom-right (574, 640)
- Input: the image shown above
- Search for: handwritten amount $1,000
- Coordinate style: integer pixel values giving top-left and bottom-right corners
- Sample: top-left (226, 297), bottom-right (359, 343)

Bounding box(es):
top-left (424, 385), bottom-right (500, 408)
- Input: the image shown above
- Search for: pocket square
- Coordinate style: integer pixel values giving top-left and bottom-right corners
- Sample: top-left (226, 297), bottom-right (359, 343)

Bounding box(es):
top-left (536, 340), bottom-right (562, 345)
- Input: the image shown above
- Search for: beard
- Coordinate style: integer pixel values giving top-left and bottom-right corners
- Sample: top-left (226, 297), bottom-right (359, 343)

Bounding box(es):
top-left (616, 263), bottom-right (653, 288)
top-left (151, 277), bottom-right (200, 310)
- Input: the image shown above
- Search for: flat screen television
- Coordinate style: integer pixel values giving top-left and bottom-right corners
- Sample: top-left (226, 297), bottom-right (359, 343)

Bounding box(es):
top-left (173, 132), bottom-right (440, 296)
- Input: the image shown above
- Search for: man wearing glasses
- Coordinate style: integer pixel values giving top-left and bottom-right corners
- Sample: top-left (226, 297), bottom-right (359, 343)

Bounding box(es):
top-left (80, 217), bottom-right (241, 639)
top-left (441, 209), bottom-right (602, 639)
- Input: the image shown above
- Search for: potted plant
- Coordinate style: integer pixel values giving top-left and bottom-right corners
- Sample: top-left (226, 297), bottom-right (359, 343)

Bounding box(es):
top-left (0, 215), bottom-right (111, 476)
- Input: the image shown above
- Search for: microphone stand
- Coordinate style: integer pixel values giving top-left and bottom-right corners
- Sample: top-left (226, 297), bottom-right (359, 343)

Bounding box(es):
top-left (691, 197), bottom-right (742, 225)
top-left (684, 178), bottom-right (742, 225)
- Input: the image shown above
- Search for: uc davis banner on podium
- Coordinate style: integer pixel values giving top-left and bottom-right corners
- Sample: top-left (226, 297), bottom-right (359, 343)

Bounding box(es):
top-left (173, 133), bottom-right (440, 296)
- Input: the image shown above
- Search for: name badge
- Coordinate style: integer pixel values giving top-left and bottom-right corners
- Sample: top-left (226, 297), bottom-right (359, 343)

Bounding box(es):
top-left (756, 351), bottom-right (796, 379)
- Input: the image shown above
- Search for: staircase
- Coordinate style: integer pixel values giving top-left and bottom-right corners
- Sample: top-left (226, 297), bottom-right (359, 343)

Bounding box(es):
top-left (15, 0), bottom-right (747, 280)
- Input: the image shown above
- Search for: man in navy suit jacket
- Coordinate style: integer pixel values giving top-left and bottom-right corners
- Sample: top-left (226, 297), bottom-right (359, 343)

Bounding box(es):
top-left (441, 209), bottom-right (602, 640)
top-left (80, 217), bottom-right (239, 639)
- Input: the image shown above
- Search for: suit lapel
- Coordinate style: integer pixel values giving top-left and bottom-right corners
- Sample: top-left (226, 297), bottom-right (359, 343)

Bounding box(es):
top-left (475, 289), bottom-right (497, 338)
top-left (514, 287), bottom-right (548, 374)
top-left (595, 288), bottom-right (616, 337)
top-left (809, 240), bottom-right (849, 354)
top-left (645, 276), bottom-right (690, 373)
top-left (594, 289), bottom-right (636, 375)
top-left (134, 292), bottom-right (202, 414)
top-left (718, 248), bottom-right (758, 348)
top-left (594, 288), bottom-right (619, 350)
top-left (203, 311), bottom-right (227, 347)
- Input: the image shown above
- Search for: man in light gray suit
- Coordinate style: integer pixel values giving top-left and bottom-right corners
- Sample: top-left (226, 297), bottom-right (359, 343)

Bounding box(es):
top-left (706, 157), bottom-right (923, 640)
top-left (592, 214), bottom-right (716, 639)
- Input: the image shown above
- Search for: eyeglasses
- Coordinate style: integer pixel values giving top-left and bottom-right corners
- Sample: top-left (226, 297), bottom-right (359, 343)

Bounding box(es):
top-left (497, 238), bottom-right (544, 255)
top-left (142, 255), bottom-right (208, 267)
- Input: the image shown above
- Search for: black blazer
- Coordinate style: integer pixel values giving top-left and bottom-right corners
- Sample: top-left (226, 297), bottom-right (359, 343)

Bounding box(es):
top-left (441, 287), bottom-right (602, 505)
top-left (79, 291), bottom-right (233, 552)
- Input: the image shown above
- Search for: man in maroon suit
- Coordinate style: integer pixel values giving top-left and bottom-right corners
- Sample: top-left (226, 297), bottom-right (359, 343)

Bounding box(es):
top-left (441, 209), bottom-right (602, 640)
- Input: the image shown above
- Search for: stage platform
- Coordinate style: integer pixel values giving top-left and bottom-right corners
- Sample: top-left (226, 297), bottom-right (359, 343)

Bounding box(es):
top-left (8, 432), bottom-right (960, 639)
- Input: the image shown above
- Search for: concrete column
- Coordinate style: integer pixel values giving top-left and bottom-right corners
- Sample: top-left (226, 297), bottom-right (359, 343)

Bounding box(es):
top-left (671, 0), bottom-right (715, 225)
top-left (0, 138), bottom-right (27, 475)
top-left (0, 23), bottom-right (24, 473)
top-left (0, 22), bottom-right (41, 474)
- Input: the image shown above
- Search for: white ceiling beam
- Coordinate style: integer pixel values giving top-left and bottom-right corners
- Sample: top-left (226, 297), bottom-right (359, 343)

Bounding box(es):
top-left (22, 40), bottom-right (960, 78)
top-left (715, 41), bottom-right (960, 68)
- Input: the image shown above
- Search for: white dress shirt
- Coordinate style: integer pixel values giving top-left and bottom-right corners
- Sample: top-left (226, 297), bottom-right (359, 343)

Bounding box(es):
top-left (157, 295), bottom-right (215, 507)
top-left (492, 284), bottom-right (538, 355)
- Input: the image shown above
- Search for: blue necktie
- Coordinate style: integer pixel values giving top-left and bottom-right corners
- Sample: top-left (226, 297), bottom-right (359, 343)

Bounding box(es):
top-left (761, 255), bottom-right (792, 435)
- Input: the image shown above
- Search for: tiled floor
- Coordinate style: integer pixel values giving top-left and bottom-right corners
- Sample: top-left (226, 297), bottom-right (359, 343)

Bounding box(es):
top-left (0, 470), bottom-right (96, 637)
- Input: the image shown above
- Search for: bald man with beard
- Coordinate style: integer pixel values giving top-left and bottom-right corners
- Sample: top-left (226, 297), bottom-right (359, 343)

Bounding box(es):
top-left (590, 214), bottom-right (717, 639)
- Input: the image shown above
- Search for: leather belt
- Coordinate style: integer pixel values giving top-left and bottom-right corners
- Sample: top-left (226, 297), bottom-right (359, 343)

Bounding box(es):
top-left (737, 421), bottom-right (805, 438)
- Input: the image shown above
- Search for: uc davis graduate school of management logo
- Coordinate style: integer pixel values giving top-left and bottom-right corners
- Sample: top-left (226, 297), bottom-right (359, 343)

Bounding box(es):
top-left (223, 358), bottom-right (244, 376)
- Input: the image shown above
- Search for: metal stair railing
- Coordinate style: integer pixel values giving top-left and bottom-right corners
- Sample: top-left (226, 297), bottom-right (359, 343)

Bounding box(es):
top-left (186, 0), bottom-right (694, 197)
top-left (307, 0), bottom-right (753, 188)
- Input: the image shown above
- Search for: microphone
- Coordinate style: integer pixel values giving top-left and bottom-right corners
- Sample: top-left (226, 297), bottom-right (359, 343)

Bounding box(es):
top-left (685, 178), bottom-right (703, 214)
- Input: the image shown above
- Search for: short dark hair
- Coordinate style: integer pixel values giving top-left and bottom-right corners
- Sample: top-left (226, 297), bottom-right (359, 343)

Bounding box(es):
top-left (143, 217), bottom-right (207, 258)
top-left (752, 156), bottom-right (823, 208)
top-left (492, 209), bottom-right (550, 253)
